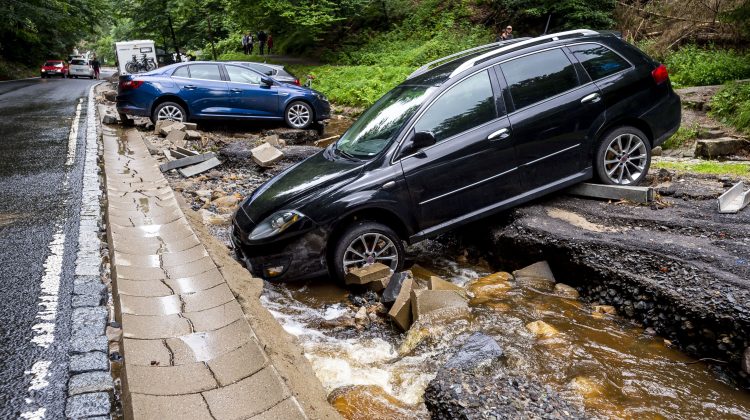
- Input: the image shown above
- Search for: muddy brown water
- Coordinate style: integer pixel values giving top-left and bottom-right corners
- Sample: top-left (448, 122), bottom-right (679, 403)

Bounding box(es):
top-left (260, 240), bottom-right (750, 419)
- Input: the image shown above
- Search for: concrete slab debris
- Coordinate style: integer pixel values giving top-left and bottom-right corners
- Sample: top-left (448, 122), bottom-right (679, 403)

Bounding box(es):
top-left (162, 149), bottom-right (176, 161)
top-left (428, 276), bottom-right (464, 293)
top-left (718, 182), bottom-right (750, 214)
top-left (567, 182), bottom-right (654, 203)
top-left (513, 261), bottom-right (555, 283)
top-left (178, 157), bottom-right (222, 177)
top-left (345, 263), bottom-right (391, 286)
top-left (410, 289), bottom-right (468, 323)
top-left (251, 142), bottom-right (284, 168)
top-left (166, 129), bottom-right (187, 148)
top-left (175, 146), bottom-right (199, 156)
top-left (102, 114), bottom-right (118, 125)
top-left (382, 271), bottom-right (411, 306)
top-left (155, 120), bottom-right (175, 135)
top-left (695, 138), bottom-right (749, 158)
top-left (159, 152), bottom-right (217, 172)
top-left (183, 122), bottom-right (198, 130)
top-left (185, 130), bottom-right (201, 140)
top-left (263, 134), bottom-right (282, 148)
top-left (160, 121), bottom-right (186, 136)
top-left (387, 277), bottom-right (414, 331)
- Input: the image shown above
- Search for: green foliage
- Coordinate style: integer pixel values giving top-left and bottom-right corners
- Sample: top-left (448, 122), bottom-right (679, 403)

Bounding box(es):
top-left (662, 125), bottom-right (698, 150)
top-left (475, 0), bottom-right (615, 34)
top-left (710, 81), bottom-right (750, 133)
top-left (665, 45), bottom-right (750, 88)
top-left (652, 161), bottom-right (750, 178)
top-left (0, 59), bottom-right (36, 80)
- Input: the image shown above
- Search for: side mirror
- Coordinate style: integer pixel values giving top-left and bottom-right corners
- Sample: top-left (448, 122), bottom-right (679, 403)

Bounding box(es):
top-left (261, 76), bottom-right (274, 86)
top-left (265, 70), bottom-right (273, 76)
top-left (413, 131), bottom-right (436, 150)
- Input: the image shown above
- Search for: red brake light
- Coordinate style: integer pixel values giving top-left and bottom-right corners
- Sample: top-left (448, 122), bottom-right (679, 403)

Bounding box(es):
top-left (119, 80), bottom-right (144, 90)
top-left (294, 79), bottom-right (300, 86)
top-left (651, 64), bottom-right (669, 85)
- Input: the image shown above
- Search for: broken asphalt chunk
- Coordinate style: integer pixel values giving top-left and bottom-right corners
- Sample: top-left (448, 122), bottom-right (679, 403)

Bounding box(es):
top-left (178, 157), bottom-right (222, 177)
top-left (251, 142), bottom-right (284, 167)
top-left (159, 152), bottom-right (217, 172)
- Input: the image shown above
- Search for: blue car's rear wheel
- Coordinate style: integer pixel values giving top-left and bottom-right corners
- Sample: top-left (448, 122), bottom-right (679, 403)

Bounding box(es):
top-left (153, 102), bottom-right (186, 123)
top-left (285, 101), bottom-right (313, 129)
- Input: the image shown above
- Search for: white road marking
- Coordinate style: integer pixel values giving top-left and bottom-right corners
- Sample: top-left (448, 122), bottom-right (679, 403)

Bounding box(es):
top-left (30, 229), bottom-right (65, 349)
top-left (65, 99), bottom-right (83, 166)
top-left (19, 408), bottom-right (46, 420)
top-left (25, 361), bottom-right (51, 391)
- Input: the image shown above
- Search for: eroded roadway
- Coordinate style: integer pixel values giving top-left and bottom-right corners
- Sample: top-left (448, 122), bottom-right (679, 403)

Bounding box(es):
top-left (0, 74), bottom-right (111, 418)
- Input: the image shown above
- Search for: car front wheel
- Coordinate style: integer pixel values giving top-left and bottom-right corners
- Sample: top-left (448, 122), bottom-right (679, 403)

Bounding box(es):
top-left (595, 126), bottom-right (651, 186)
top-left (153, 101), bottom-right (186, 123)
top-left (285, 101), bottom-right (313, 129)
top-left (330, 221), bottom-right (405, 283)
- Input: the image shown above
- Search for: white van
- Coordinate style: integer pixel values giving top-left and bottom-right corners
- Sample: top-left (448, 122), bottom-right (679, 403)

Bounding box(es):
top-left (114, 40), bottom-right (158, 75)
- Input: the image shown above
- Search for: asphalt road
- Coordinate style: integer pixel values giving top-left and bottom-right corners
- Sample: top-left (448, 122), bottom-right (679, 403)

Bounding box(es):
top-left (0, 73), bottom-right (111, 418)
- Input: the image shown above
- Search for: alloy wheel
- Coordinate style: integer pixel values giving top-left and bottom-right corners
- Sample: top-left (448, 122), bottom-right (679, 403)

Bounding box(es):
top-left (157, 105), bottom-right (184, 122)
top-left (287, 103), bottom-right (310, 128)
top-left (602, 133), bottom-right (648, 185)
top-left (342, 232), bottom-right (399, 273)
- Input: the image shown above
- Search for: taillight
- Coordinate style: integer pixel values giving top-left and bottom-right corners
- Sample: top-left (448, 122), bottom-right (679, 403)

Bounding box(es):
top-left (294, 79), bottom-right (300, 86)
top-left (651, 64), bottom-right (669, 85)
top-left (119, 80), bottom-right (144, 90)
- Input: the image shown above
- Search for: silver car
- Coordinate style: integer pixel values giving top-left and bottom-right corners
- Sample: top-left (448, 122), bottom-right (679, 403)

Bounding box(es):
top-left (69, 59), bottom-right (94, 79)
top-left (230, 62), bottom-right (300, 85)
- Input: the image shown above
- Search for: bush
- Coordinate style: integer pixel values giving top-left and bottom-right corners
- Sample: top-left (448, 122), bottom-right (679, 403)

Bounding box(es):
top-left (710, 81), bottom-right (750, 133)
top-left (665, 45), bottom-right (750, 87)
top-left (662, 125), bottom-right (697, 150)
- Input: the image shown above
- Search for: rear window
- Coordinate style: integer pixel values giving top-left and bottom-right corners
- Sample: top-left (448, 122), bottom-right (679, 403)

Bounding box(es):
top-left (71, 60), bottom-right (87, 65)
top-left (188, 64), bottom-right (222, 81)
top-left (568, 43), bottom-right (631, 81)
top-left (45, 62), bottom-right (63, 67)
top-left (501, 48), bottom-right (580, 110)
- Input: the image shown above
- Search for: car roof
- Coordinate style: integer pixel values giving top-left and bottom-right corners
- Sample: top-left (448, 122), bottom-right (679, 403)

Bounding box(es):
top-left (229, 61), bottom-right (284, 70)
top-left (406, 29), bottom-right (612, 86)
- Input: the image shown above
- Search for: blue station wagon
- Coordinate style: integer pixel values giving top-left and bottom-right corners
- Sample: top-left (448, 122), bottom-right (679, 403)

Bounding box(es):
top-left (116, 61), bottom-right (330, 129)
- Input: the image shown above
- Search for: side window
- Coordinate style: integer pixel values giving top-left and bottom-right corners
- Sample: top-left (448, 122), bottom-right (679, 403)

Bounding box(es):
top-left (226, 65), bottom-right (261, 84)
top-left (188, 64), bottom-right (222, 81)
top-left (501, 49), bottom-right (579, 110)
top-left (172, 66), bottom-right (189, 78)
top-left (568, 43), bottom-right (631, 81)
top-left (414, 70), bottom-right (496, 142)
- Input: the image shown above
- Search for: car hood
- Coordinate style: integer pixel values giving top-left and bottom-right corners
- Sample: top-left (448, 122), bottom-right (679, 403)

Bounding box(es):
top-left (242, 148), bottom-right (363, 222)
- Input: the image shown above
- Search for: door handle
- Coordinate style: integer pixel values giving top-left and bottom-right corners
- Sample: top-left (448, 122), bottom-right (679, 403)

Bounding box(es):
top-left (183, 85), bottom-right (197, 90)
top-left (488, 128), bottom-right (510, 141)
top-left (581, 93), bottom-right (601, 104)
top-left (230, 88), bottom-right (242, 93)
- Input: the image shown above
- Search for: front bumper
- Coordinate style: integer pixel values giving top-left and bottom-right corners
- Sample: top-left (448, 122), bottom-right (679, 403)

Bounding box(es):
top-left (315, 100), bottom-right (331, 121)
top-left (231, 220), bottom-right (329, 281)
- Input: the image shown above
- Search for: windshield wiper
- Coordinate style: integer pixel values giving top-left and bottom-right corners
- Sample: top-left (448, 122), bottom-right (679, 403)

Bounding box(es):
top-left (333, 145), bottom-right (358, 161)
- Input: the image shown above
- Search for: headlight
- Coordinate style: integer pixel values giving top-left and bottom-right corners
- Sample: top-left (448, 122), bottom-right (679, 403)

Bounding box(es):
top-left (314, 92), bottom-right (328, 102)
top-left (249, 210), bottom-right (306, 240)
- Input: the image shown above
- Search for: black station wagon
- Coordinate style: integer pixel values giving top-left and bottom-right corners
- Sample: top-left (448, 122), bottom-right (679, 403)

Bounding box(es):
top-left (232, 29), bottom-right (681, 282)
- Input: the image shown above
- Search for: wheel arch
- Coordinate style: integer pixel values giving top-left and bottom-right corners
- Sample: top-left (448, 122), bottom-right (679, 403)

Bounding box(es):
top-left (327, 206), bottom-right (411, 255)
top-left (594, 117), bottom-right (654, 153)
top-left (151, 95), bottom-right (190, 120)
top-left (284, 98), bottom-right (316, 121)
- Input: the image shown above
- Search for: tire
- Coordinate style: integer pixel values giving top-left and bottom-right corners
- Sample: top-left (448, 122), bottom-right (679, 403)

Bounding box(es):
top-left (285, 101), bottom-right (314, 129)
top-left (594, 126), bottom-right (651, 186)
top-left (125, 62), bottom-right (137, 74)
top-left (330, 221), bottom-right (405, 283)
top-left (152, 101), bottom-right (186, 123)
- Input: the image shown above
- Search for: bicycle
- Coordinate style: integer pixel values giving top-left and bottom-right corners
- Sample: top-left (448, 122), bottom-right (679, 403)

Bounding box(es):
top-left (125, 54), bottom-right (157, 73)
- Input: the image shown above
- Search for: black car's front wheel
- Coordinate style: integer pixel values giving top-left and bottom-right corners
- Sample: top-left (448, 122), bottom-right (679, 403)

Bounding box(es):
top-left (285, 101), bottom-right (313, 129)
top-left (595, 126), bottom-right (651, 186)
top-left (331, 221), bottom-right (405, 283)
top-left (153, 101), bottom-right (186, 123)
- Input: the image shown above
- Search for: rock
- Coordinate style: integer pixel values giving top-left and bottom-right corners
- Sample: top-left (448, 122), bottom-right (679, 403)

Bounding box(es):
top-left (410, 289), bottom-right (468, 323)
top-left (280, 145), bottom-right (321, 162)
top-left (694, 138), bottom-right (749, 158)
top-left (101, 114), bottom-right (118, 125)
top-left (212, 194), bottom-right (240, 209)
top-left (68, 371), bottom-right (113, 395)
top-left (219, 141), bottom-right (254, 164)
top-left (700, 128), bottom-right (726, 139)
top-left (354, 306), bottom-right (369, 327)
top-left (105, 326), bottom-right (122, 342)
top-left (103, 90), bottom-right (117, 102)
top-left (251, 142), bottom-right (284, 167)
top-left (160, 121), bottom-right (185, 136)
top-left (382, 271), bottom-right (412, 306)
top-left (526, 320), bottom-right (559, 338)
top-left (166, 129), bottom-right (186, 147)
top-left (443, 332), bottom-right (503, 372)
top-left (263, 134), bottom-right (282, 148)
top-left (467, 272), bottom-right (512, 305)
top-left (387, 276), bottom-right (414, 331)
top-left (742, 347), bottom-right (750, 375)
top-left (568, 376), bottom-right (604, 399)
top-left (320, 315), bottom-right (356, 330)
top-left (198, 209), bottom-right (231, 226)
top-left (513, 261), bottom-right (556, 289)
top-left (194, 189), bottom-right (212, 199)
top-left (398, 307), bottom-right (474, 355)
top-left (264, 128), bottom-right (320, 145)
top-left (154, 119), bottom-right (174, 134)
top-left (554, 283), bottom-right (580, 299)
top-left (65, 392), bottom-right (111, 418)
top-left (328, 385), bottom-right (416, 419)
top-left (408, 264), bottom-right (436, 280)
top-left (593, 305), bottom-right (617, 315)
top-left (345, 263), bottom-right (391, 286)
top-left (651, 146), bottom-right (662, 156)
top-left (183, 122), bottom-right (198, 130)
top-left (428, 276), bottom-right (463, 293)
top-left (185, 129), bottom-right (201, 140)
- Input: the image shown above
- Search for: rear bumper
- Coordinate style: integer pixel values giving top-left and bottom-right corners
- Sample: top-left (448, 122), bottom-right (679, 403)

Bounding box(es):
top-left (116, 95), bottom-right (152, 118)
top-left (641, 89), bottom-right (681, 148)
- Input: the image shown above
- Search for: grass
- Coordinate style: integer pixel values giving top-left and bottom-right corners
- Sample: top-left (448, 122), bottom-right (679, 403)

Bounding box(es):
top-left (665, 45), bottom-right (750, 88)
top-left (0, 59), bottom-right (37, 80)
top-left (662, 125), bottom-right (698, 150)
top-left (709, 81), bottom-right (750, 134)
top-left (652, 161), bottom-right (750, 177)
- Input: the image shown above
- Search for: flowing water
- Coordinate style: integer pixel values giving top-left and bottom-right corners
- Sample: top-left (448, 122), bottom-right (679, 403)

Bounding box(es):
top-left (260, 240), bottom-right (750, 419)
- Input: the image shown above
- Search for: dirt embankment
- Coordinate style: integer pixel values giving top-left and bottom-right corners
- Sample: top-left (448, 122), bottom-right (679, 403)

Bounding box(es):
top-left (457, 171), bottom-right (750, 383)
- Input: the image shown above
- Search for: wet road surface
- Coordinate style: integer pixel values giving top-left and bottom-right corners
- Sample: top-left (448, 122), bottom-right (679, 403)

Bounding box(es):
top-left (0, 74), bottom-right (109, 418)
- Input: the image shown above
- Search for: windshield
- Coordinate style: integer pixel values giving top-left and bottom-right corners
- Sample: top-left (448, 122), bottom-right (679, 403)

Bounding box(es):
top-left (45, 62), bottom-right (63, 67)
top-left (71, 60), bottom-right (86, 65)
top-left (336, 85), bottom-right (434, 158)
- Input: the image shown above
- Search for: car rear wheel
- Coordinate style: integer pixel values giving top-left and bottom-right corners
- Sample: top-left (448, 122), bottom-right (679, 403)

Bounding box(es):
top-left (330, 221), bottom-right (405, 283)
top-left (595, 126), bottom-right (651, 186)
top-left (153, 102), bottom-right (186, 123)
top-left (285, 101), bottom-right (313, 129)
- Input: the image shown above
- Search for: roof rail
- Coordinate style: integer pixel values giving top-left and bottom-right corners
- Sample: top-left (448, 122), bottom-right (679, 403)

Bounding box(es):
top-left (448, 29), bottom-right (599, 78)
top-left (406, 39), bottom-right (525, 80)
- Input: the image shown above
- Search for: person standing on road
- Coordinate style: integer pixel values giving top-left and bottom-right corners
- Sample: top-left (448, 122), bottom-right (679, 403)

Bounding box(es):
top-left (242, 33), bottom-right (250, 54)
top-left (248, 33), bottom-right (255, 55)
top-left (91, 55), bottom-right (101, 79)
top-left (267, 35), bottom-right (273, 54)
top-left (504, 25), bottom-right (514, 39)
top-left (258, 30), bottom-right (268, 55)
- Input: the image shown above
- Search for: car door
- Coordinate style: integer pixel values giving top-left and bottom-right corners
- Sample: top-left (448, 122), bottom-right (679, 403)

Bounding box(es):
top-left (172, 64), bottom-right (231, 116)
top-left (224, 64), bottom-right (279, 117)
top-left (399, 69), bottom-right (519, 231)
top-left (498, 48), bottom-right (604, 190)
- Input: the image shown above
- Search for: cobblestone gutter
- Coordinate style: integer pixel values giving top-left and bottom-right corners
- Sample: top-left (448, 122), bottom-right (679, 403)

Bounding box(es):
top-left (65, 85), bottom-right (114, 418)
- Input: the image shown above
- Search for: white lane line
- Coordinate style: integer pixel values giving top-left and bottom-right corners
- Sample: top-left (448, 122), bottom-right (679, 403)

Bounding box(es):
top-left (30, 228), bottom-right (65, 348)
top-left (65, 99), bottom-right (83, 166)
top-left (25, 361), bottom-right (51, 391)
top-left (19, 408), bottom-right (46, 420)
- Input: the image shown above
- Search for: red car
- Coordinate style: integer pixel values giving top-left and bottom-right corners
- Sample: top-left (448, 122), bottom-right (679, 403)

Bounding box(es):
top-left (40, 60), bottom-right (68, 78)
